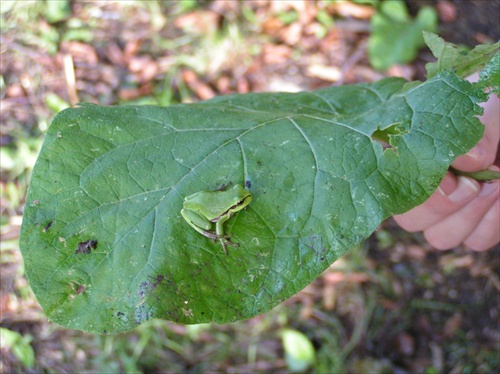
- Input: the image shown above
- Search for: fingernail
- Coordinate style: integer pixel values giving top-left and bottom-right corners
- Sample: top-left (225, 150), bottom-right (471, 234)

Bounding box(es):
top-left (479, 179), bottom-right (500, 197)
top-left (437, 173), bottom-right (456, 196)
top-left (458, 147), bottom-right (484, 166)
top-left (447, 176), bottom-right (480, 202)
top-left (467, 147), bottom-right (483, 160)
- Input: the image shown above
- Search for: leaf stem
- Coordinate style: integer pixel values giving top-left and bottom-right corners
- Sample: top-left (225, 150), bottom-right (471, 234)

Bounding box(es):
top-left (450, 167), bottom-right (500, 182)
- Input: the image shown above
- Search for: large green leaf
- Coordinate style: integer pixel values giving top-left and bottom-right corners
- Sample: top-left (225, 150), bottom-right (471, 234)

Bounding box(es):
top-left (20, 71), bottom-right (485, 333)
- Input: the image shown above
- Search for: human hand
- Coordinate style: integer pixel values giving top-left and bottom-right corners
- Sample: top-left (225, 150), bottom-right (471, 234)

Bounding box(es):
top-left (393, 89), bottom-right (499, 251)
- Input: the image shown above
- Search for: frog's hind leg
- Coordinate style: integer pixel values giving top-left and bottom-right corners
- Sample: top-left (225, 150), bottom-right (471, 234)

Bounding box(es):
top-left (216, 181), bottom-right (232, 191)
top-left (201, 229), bottom-right (219, 242)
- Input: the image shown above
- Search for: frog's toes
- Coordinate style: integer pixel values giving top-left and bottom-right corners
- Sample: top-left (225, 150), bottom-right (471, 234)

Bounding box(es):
top-left (221, 238), bottom-right (239, 247)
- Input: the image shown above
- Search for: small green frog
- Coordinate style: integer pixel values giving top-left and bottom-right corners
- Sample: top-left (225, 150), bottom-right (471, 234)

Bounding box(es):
top-left (181, 183), bottom-right (252, 254)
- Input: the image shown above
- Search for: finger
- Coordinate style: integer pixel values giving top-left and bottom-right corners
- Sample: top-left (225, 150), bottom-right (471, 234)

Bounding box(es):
top-left (463, 198), bottom-right (500, 251)
top-left (422, 179), bottom-right (500, 250)
top-left (452, 94), bottom-right (500, 172)
top-left (393, 173), bottom-right (480, 232)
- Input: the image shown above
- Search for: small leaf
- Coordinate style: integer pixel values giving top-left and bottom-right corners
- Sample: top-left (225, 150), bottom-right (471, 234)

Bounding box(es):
top-left (424, 32), bottom-right (500, 79)
top-left (45, 93), bottom-right (70, 114)
top-left (368, 1), bottom-right (437, 70)
top-left (281, 329), bottom-right (315, 372)
top-left (0, 328), bottom-right (35, 369)
top-left (43, 0), bottom-right (71, 23)
top-left (479, 51), bottom-right (500, 95)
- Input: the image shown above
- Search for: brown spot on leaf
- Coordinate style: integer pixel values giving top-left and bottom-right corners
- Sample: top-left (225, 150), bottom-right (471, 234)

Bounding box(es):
top-left (42, 221), bottom-right (53, 233)
top-left (75, 239), bottom-right (98, 254)
top-left (149, 274), bottom-right (166, 288)
top-left (139, 281), bottom-right (149, 298)
top-left (139, 274), bottom-right (168, 299)
top-left (76, 284), bottom-right (86, 294)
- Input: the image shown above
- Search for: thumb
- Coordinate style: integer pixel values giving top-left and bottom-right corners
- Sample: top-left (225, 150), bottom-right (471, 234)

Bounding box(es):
top-left (452, 93), bottom-right (499, 172)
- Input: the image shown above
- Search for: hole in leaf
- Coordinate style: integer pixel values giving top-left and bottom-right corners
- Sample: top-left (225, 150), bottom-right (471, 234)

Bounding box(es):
top-left (371, 122), bottom-right (407, 153)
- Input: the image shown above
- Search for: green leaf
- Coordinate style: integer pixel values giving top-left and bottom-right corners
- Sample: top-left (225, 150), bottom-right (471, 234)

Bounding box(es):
top-left (424, 32), bottom-right (500, 79)
top-left (281, 329), bottom-right (316, 372)
top-left (479, 51), bottom-right (500, 95)
top-left (368, 1), bottom-right (437, 71)
top-left (20, 71), bottom-right (486, 334)
top-left (45, 92), bottom-right (70, 114)
top-left (43, 0), bottom-right (71, 24)
top-left (0, 328), bottom-right (35, 368)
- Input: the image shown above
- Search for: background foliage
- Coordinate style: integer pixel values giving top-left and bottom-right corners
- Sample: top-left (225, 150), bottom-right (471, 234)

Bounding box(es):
top-left (1, 0), bottom-right (499, 372)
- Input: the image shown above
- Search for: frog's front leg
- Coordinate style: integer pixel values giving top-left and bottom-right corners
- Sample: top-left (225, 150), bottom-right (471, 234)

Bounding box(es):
top-left (215, 213), bottom-right (239, 254)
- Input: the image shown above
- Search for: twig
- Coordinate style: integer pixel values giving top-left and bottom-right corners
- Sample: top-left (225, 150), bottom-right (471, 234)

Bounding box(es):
top-left (63, 53), bottom-right (79, 106)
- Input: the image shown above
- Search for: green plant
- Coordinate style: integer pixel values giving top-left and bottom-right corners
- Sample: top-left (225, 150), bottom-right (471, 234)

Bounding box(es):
top-left (281, 329), bottom-right (316, 372)
top-left (19, 35), bottom-right (499, 333)
top-left (0, 328), bottom-right (35, 369)
top-left (368, 0), bottom-right (437, 70)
